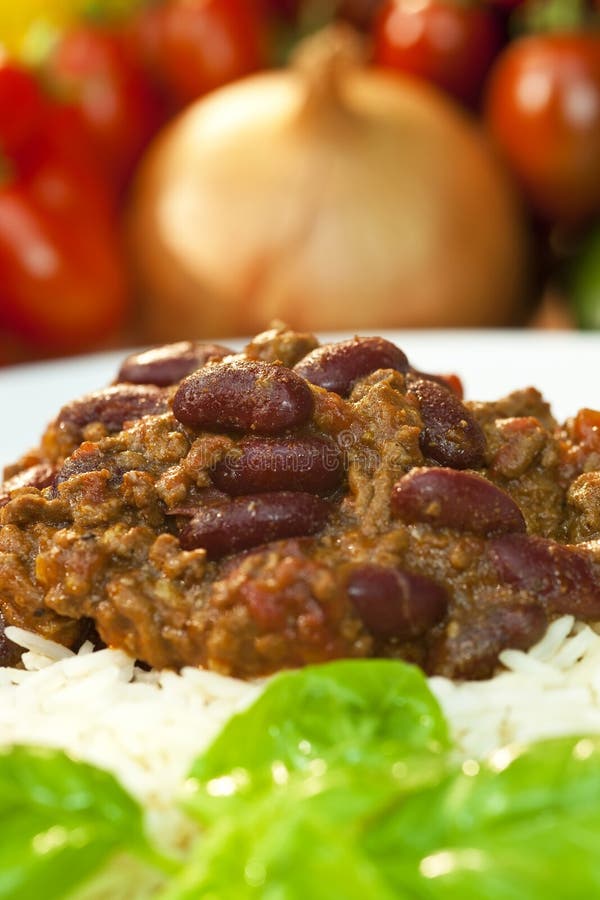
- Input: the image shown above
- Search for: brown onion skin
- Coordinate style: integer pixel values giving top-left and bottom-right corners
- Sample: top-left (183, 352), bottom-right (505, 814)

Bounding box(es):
top-left (127, 30), bottom-right (531, 342)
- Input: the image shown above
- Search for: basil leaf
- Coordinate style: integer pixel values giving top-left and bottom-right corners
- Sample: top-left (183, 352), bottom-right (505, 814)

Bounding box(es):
top-left (366, 735), bottom-right (600, 899)
top-left (165, 769), bottom-right (413, 900)
top-left (185, 659), bottom-right (449, 820)
top-left (169, 659), bottom-right (452, 898)
top-left (0, 745), bottom-right (172, 900)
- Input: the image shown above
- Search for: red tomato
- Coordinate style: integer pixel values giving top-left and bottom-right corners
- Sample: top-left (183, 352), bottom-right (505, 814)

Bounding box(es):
top-left (485, 34), bottom-right (600, 225)
top-left (125, 3), bottom-right (172, 103)
top-left (0, 62), bottom-right (46, 154)
top-left (45, 25), bottom-right (164, 190)
top-left (373, 0), bottom-right (503, 106)
top-left (0, 333), bottom-right (13, 366)
top-left (0, 160), bottom-right (127, 352)
top-left (0, 330), bottom-right (27, 366)
top-left (17, 145), bottom-right (116, 243)
top-left (144, 0), bottom-right (266, 108)
top-left (15, 102), bottom-right (118, 222)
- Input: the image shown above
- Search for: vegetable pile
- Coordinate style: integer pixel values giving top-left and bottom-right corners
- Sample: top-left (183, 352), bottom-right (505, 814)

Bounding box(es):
top-left (0, 0), bottom-right (598, 360)
top-left (5, 657), bottom-right (600, 899)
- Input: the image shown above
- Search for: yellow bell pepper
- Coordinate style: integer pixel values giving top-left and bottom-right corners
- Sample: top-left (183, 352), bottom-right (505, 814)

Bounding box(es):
top-left (0, 0), bottom-right (140, 56)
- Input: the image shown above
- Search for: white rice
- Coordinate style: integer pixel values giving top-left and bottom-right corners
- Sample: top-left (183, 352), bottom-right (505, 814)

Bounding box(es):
top-left (1, 626), bottom-right (262, 850)
top-left (4, 616), bottom-right (600, 842)
top-left (430, 615), bottom-right (600, 757)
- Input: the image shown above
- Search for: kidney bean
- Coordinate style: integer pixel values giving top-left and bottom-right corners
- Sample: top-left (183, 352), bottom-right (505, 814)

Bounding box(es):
top-left (391, 468), bottom-right (526, 536)
top-left (411, 370), bottom-right (464, 398)
top-left (179, 492), bottom-right (331, 558)
top-left (407, 377), bottom-right (486, 469)
top-left (57, 384), bottom-right (168, 432)
top-left (293, 337), bottom-right (409, 397)
top-left (0, 462), bottom-right (56, 507)
top-left (427, 603), bottom-right (548, 680)
top-left (117, 341), bottom-right (232, 387)
top-left (345, 564), bottom-right (448, 640)
top-left (211, 436), bottom-right (344, 496)
top-left (172, 360), bottom-right (313, 434)
top-left (489, 534), bottom-right (600, 619)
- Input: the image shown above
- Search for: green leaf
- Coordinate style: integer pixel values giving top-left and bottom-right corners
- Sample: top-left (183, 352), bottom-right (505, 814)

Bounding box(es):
top-left (0, 745), bottom-right (172, 900)
top-left (184, 659), bottom-right (449, 821)
top-left (366, 735), bottom-right (600, 899)
top-left (163, 770), bottom-right (410, 900)
top-left (166, 659), bottom-right (451, 899)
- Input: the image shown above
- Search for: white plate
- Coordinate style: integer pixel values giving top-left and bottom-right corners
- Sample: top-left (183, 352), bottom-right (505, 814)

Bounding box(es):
top-left (1, 329), bottom-right (599, 472)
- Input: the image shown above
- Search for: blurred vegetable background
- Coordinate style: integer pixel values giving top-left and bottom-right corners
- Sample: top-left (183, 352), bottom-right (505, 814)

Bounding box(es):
top-left (0, 0), bottom-right (598, 363)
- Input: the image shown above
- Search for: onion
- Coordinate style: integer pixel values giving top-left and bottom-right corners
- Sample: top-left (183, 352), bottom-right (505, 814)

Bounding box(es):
top-left (128, 26), bottom-right (531, 341)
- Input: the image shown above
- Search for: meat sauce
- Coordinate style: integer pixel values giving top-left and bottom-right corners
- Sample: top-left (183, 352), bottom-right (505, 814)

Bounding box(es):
top-left (2, 325), bottom-right (600, 680)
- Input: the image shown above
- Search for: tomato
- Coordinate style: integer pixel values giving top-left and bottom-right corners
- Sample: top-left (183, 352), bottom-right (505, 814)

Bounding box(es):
top-left (125, 3), bottom-right (173, 104)
top-left (485, 34), bottom-right (600, 225)
top-left (0, 332), bottom-right (16, 366)
top-left (14, 101), bottom-right (118, 222)
top-left (0, 56), bottom-right (128, 354)
top-left (0, 129), bottom-right (128, 355)
top-left (44, 24), bottom-right (164, 190)
top-left (0, 184), bottom-right (129, 353)
top-left (0, 65), bottom-right (108, 192)
top-left (0, 62), bottom-right (46, 155)
top-left (142, 0), bottom-right (266, 108)
top-left (372, 0), bottom-right (503, 106)
top-left (17, 141), bottom-right (115, 237)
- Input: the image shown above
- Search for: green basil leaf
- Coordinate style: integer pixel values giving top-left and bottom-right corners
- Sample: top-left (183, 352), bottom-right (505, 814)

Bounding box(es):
top-left (366, 735), bottom-right (600, 899)
top-left (172, 659), bottom-right (453, 899)
top-left (0, 745), bottom-right (172, 900)
top-left (185, 659), bottom-right (449, 821)
top-left (164, 773), bottom-right (408, 900)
